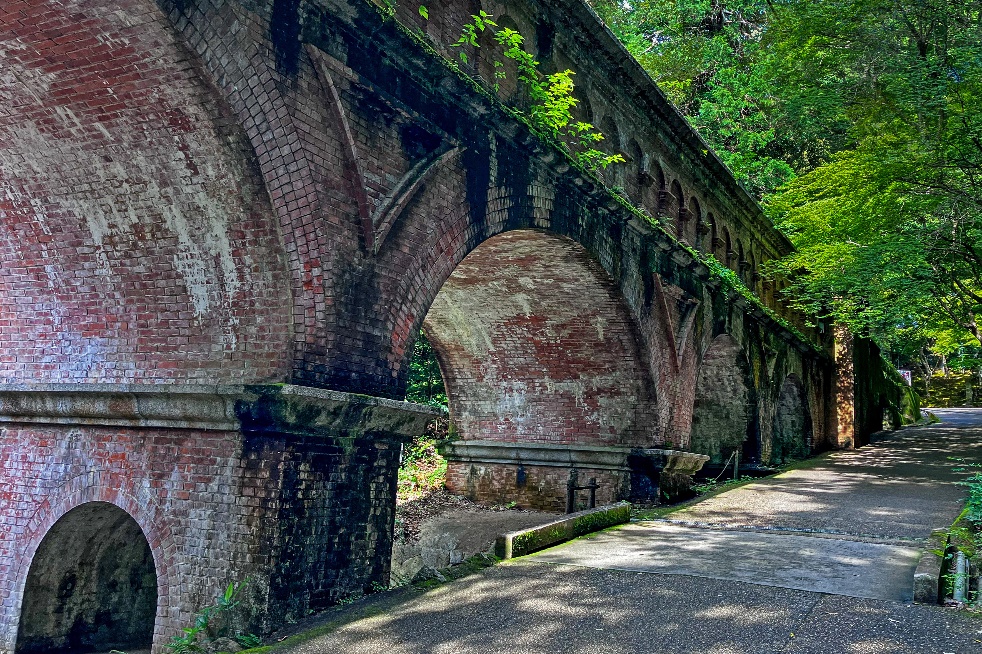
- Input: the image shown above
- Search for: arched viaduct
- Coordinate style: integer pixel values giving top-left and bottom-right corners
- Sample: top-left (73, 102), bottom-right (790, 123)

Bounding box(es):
top-left (0, 0), bottom-right (878, 649)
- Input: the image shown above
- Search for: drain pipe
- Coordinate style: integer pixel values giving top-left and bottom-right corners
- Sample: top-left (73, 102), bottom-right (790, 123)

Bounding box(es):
top-left (953, 551), bottom-right (968, 603)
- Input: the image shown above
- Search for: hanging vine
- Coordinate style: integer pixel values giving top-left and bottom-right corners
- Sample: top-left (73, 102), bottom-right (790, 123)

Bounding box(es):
top-left (420, 7), bottom-right (625, 171)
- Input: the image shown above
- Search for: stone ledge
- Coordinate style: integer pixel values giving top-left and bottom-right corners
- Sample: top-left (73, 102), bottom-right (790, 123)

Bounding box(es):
top-left (0, 383), bottom-right (442, 437)
top-left (495, 502), bottom-right (632, 559)
top-left (441, 440), bottom-right (710, 474)
top-left (440, 440), bottom-right (635, 471)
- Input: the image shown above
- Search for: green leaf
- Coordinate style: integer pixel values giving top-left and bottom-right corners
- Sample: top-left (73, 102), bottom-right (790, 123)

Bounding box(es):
top-left (418, 5), bottom-right (428, 20)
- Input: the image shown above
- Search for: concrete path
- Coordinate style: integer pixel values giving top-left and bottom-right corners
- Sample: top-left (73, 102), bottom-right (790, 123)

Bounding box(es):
top-left (532, 522), bottom-right (922, 600)
top-left (279, 411), bottom-right (982, 653)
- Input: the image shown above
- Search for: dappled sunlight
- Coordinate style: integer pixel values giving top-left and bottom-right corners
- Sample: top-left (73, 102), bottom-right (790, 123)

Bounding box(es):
top-left (532, 523), bottom-right (919, 601)
top-left (845, 639), bottom-right (912, 653)
top-left (273, 416), bottom-right (982, 654)
top-left (690, 603), bottom-right (791, 624)
top-left (667, 418), bottom-right (982, 540)
top-left (296, 562), bottom-right (823, 653)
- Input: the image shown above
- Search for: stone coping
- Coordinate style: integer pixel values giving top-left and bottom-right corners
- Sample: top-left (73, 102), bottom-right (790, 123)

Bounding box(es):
top-left (0, 383), bottom-right (442, 437)
top-left (495, 502), bottom-right (632, 559)
top-left (440, 440), bottom-right (709, 473)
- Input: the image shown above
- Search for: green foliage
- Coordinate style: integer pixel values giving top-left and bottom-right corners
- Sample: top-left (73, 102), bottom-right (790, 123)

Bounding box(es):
top-left (591, 0), bottom-right (797, 197)
top-left (962, 473), bottom-right (982, 525)
top-left (763, 0), bottom-right (982, 355)
top-left (692, 475), bottom-right (756, 496)
top-left (451, 11), bottom-right (624, 170)
top-left (405, 330), bottom-right (447, 408)
top-left (397, 435), bottom-right (448, 501)
top-left (594, 0), bottom-right (982, 367)
top-left (166, 582), bottom-right (260, 654)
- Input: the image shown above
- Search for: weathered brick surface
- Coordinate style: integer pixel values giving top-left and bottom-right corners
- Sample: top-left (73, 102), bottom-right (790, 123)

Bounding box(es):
top-left (0, 0), bottom-right (291, 383)
top-left (425, 230), bottom-right (657, 449)
top-left (446, 461), bottom-right (627, 513)
top-left (0, 421), bottom-right (403, 653)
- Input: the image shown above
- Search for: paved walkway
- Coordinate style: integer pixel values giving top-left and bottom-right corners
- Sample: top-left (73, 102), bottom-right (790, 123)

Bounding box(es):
top-left (282, 411), bottom-right (982, 653)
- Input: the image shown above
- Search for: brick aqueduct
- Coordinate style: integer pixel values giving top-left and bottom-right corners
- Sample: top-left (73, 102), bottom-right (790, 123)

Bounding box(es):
top-left (0, 0), bottom-right (892, 650)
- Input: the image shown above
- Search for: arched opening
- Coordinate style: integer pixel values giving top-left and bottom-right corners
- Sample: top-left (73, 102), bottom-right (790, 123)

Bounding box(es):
top-left (423, 230), bottom-right (657, 510)
top-left (598, 115), bottom-right (623, 188)
top-left (687, 196), bottom-right (701, 246)
top-left (771, 374), bottom-right (812, 464)
top-left (748, 251), bottom-right (758, 293)
top-left (667, 180), bottom-right (684, 238)
top-left (690, 335), bottom-right (759, 464)
top-left (723, 229), bottom-right (734, 269)
top-left (644, 159), bottom-right (666, 216)
top-left (16, 502), bottom-right (157, 654)
top-left (707, 212), bottom-right (718, 258)
top-left (625, 139), bottom-right (644, 201)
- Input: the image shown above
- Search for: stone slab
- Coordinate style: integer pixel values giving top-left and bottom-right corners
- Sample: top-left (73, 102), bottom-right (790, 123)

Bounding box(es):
top-left (494, 503), bottom-right (631, 559)
top-left (530, 522), bottom-right (922, 601)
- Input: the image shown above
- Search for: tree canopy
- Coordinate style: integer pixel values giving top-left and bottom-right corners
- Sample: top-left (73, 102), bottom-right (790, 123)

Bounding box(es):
top-left (592, 0), bottom-right (982, 368)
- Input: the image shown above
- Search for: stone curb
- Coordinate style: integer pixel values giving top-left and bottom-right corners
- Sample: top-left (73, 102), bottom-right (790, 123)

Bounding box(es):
top-left (913, 531), bottom-right (948, 604)
top-left (495, 502), bottom-right (631, 559)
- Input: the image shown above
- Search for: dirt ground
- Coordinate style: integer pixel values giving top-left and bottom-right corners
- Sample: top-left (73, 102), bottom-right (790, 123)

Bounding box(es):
top-left (390, 490), bottom-right (556, 585)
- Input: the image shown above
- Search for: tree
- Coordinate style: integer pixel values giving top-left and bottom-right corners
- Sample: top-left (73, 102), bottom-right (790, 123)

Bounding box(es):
top-left (594, 0), bottom-right (982, 362)
top-left (764, 0), bottom-right (982, 349)
top-left (591, 0), bottom-right (797, 197)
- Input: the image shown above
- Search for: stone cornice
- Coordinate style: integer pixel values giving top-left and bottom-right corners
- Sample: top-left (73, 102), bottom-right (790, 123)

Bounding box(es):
top-left (441, 439), bottom-right (709, 473)
top-left (0, 384), bottom-right (442, 438)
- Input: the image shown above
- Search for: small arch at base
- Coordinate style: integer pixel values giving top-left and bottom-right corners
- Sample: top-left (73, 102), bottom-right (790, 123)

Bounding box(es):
top-left (16, 501), bottom-right (158, 654)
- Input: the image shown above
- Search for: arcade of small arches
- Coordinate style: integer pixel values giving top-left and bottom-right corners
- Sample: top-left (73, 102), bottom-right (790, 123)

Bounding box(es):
top-left (392, 0), bottom-right (793, 316)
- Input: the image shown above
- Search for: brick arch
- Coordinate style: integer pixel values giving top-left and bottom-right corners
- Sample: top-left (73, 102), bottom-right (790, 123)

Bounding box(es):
top-left (2, 481), bottom-right (176, 654)
top-left (737, 241), bottom-right (747, 281)
top-left (721, 228), bottom-right (733, 269)
top-left (687, 196), bottom-right (702, 247)
top-left (644, 159), bottom-right (667, 216)
top-left (707, 212), bottom-right (719, 259)
top-left (748, 250), bottom-right (759, 291)
top-left (422, 229), bottom-right (658, 449)
top-left (156, 0), bottom-right (424, 391)
top-left (15, 503), bottom-right (157, 654)
top-left (625, 139), bottom-right (644, 202)
top-left (598, 114), bottom-right (624, 187)
top-left (667, 180), bottom-right (685, 237)
top-left (690, 334), bottom-right (759, 462)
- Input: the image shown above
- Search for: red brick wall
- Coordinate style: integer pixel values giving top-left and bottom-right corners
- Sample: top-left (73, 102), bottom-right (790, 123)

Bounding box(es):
top-left (446, 461), bottom-right (628, 513)
top-left (0, 422), bottom-right (403, 652)
top-left (0, 0), bottom-right (291, 384)
top-left (424, 230), bottom-right (658, 448)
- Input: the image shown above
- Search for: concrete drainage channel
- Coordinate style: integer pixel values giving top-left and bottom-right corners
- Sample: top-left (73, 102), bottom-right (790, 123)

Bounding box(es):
top-left (916, 531), bottom-right (980, 605)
